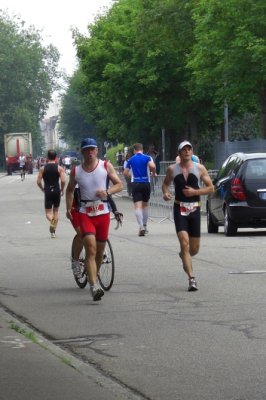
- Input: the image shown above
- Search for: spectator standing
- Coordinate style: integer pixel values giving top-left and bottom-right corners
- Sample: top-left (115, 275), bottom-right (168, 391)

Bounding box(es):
top-left (123, 153), bottom-right (132, 197)
top-left (116, 150), bottom-right (124, 173)
top-left (147, 144), bottom-right (161, 175)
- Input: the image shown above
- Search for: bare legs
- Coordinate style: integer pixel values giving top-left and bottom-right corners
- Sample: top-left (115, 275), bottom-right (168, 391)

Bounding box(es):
top-left (83, 235), bottom-right (105, 301)
top-left (45, 207), bottom-right (59, 236)
top-left (83, 235), bottom-right (106, 285)
top-left (72, 228), bottom-right (83, 261)
top-left (45, 207), bottom-right (58, 225)
top-left (177, 231), bottom-right (200, 279)
top-left (20, 168), bottom-right (25, 181)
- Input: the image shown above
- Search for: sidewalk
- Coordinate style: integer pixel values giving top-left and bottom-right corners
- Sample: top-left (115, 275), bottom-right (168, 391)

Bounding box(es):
top-left (0, 307), bottom-right (136, 400)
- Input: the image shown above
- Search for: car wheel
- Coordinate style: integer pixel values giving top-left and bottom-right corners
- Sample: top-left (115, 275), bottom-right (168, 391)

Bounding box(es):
top-left (207, 206), bottom-right (218, 233)
top-left (224, 207), bottom-right (237, 236)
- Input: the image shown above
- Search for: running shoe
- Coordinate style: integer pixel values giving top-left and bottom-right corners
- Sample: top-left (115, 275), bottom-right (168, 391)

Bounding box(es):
top-left (144, 225), bottom-right (149, 235)
top-left (138, 228), bottom-right (145, 236)
top-left (72, 260), bottom-right (82, 278)
top-left (90, 285), bottom-right (104, 301)
top-left (49, 219), bottom-right (56, 233)
top-left (51, 232), bottom-right (56, 238)
top-left (188, 277), bottom-right (198, 292)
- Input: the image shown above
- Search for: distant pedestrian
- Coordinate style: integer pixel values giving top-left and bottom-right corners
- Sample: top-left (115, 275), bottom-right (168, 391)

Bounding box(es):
top-left (147, 144), bottom-right (161, 175)
top-left (37, 149), bottom-right (66, 238)
top-left (63, 155), bottom-right (71, 174)
top-left (116, 150), bottom-right (124, 173)
top-left (123, 153), bottom-right (132, 197)
top-left (162, 140), bottom-right (214, 291)
top-left (123, 143), bottom-right (156, 236)
top-left (18, 152), bottom-right (26, 181)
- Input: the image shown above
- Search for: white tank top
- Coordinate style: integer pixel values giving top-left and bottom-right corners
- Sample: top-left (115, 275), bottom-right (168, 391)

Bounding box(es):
top-left (75, 160), bottom-right (109, 214)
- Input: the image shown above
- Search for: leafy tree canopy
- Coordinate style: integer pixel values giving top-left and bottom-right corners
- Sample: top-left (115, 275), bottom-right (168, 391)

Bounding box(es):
top-left (60, 0), bottom-right (266, 160)
top-left (0, 10), bottom-right (61, 143)
top-left (59, 70), bottom-right (95, 148)
top-left (72, 0), bottom-right (206, 154)
top-left (188, 0), bottom-right (266, 135)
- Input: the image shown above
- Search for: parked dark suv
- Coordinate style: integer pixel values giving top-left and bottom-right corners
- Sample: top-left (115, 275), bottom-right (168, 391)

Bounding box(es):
top-left (207, 152), bottom-right (266, 236)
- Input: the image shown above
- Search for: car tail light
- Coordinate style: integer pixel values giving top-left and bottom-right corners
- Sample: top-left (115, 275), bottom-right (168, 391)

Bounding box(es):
top-left (231, 178), bottom-right (246, 200)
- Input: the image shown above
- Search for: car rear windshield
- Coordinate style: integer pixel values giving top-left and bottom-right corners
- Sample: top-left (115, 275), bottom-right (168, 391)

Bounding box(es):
top-left (245, 159), bottom-right (266, 179)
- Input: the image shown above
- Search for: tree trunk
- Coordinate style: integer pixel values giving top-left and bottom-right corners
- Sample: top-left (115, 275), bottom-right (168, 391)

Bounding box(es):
top-left (187, 112), bottom-right (198, 153)
top-left (165, 128), bottom-right (178, 160)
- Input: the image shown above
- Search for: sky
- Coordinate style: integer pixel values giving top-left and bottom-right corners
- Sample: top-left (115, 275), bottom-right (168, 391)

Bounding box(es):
top-left (1, 0), bottom-right (115, 75)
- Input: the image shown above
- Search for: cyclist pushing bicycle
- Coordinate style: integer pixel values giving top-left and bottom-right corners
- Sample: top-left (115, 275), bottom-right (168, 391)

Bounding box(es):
top-left (65, 138), bottom-right (123, 301)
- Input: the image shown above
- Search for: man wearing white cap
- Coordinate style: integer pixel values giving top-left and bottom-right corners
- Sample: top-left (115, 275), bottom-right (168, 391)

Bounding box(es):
top-left (162, 140), bottom-right (214, 291)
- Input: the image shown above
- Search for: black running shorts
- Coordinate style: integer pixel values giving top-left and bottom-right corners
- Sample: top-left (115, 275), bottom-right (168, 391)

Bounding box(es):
top-left (132, 182), bottom-right (151, 203)
top-left (44, 188), bottom-right (61, 209)
top-left (173, 203), bottom-right (201, 237)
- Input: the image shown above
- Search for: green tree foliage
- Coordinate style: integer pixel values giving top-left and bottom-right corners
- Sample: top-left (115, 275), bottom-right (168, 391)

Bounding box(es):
top-left (75, 0), bottom-right (142, 142)
top-left (106, 143), bottom-right (124, 165)
top-left (61, 0), bottom-right (266, 160)
top-left (59, 70), bottom-right (95, 147)
top-left (74, 0), bottom-right (206, 156)
top-left (0, 11), bottom-right (61, 142)
top-left (188, 0), bottom-right (266, 137)
top-left (131, 0), bottom-right (210, 151)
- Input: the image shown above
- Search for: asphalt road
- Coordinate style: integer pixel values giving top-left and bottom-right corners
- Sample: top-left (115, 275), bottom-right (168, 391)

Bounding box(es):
top-left (1, 172), bottom-right (266, 400)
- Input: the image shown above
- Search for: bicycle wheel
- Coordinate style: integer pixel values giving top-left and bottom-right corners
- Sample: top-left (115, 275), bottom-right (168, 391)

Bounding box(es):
top-left (98, 239), bottom-right (115, 291)
top-left (71, 234), bottom-right (87, 289)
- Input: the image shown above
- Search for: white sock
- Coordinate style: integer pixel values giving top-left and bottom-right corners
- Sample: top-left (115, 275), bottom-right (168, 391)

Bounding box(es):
top-left (134, 208), bottom-right (143, 227)
top-left (90, 283), bottom-right (99, 290)
top-left (143, 208), bottom-right (149, 226)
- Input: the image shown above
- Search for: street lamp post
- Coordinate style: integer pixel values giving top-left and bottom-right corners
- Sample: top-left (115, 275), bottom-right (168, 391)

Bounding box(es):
top-left (161, 127), bottom-right (166, 161)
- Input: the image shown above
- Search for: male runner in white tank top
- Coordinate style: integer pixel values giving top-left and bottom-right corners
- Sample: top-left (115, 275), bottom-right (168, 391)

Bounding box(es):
top-left (66, 138), bottom-right (123, 301)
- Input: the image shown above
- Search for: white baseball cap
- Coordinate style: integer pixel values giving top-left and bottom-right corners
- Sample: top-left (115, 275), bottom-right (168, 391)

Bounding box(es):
top-left (178, 140), bottom-right (193, 151)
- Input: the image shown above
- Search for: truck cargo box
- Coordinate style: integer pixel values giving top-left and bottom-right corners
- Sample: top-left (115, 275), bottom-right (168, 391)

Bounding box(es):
top-left (4, 132), bottom-right (33, 175)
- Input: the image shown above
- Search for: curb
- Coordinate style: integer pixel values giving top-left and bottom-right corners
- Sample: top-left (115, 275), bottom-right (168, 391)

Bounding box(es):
top-left (0, 307), bottom-right (146, 400)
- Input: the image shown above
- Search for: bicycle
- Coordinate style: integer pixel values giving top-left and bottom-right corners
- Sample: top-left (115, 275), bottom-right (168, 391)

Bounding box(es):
top-left (71, 236), bottom-right (115, 291)
top-left (71, 196), bottom-right (123, 291)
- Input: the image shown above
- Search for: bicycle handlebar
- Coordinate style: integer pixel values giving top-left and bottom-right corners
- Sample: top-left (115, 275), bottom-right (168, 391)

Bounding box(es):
top-left (113, 211), bottom-right (123, 230)
top-left (107, 194), bottom-right (123, 230)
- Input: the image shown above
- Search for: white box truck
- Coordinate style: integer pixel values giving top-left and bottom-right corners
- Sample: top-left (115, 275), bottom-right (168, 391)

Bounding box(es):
top-left (4, 132), bottom-right (33, 175)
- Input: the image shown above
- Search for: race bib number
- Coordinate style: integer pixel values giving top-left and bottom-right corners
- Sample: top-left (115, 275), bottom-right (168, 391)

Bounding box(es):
top-left (85, 202), bottom-right (105, 217)
top-left (180, 202), bottom-right (199, 216)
